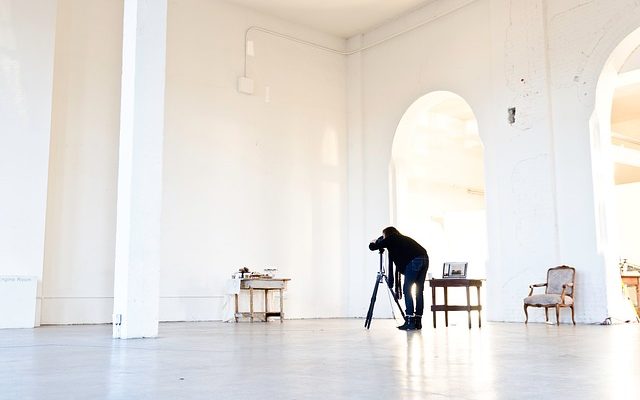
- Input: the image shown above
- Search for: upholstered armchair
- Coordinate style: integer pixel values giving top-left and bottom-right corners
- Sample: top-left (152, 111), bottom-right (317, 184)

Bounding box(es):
top-left (524, 265), bottom-right (576, 325)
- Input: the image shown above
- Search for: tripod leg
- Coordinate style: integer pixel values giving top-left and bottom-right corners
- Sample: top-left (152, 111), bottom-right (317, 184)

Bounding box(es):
top-left (365, 273), bottom-right (382, 329)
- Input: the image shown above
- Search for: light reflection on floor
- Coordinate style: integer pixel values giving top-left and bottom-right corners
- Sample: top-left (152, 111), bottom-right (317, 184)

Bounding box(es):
top-left (0, 319), bottom-right (638, 399)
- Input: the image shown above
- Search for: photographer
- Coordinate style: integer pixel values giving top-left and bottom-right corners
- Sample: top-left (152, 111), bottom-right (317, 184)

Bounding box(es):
top-left (369, 226), bottom-right (429, 331)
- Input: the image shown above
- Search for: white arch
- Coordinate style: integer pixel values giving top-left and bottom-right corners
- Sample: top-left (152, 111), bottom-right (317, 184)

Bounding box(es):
top-left (590, 26), bottom-right (640, 321)
top-left (390, 91), bottom-right (486, 281)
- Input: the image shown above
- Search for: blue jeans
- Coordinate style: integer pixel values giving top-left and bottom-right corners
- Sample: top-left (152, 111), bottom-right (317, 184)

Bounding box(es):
top-left (403, 256), bottom-right (429, 316)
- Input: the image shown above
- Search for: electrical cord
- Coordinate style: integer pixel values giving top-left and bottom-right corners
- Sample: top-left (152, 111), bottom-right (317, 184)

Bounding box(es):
top-left (598, 316), bottom-right (638, 325)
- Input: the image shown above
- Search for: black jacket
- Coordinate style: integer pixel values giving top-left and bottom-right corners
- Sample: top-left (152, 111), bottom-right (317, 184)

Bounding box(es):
top-left (369, 233), bottom-right (427, 274)
top-left (369, 233), bottom-right (428, 296)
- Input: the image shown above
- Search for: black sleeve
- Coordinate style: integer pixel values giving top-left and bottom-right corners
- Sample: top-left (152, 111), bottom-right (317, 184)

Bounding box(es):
top-left (368, 236), bottom-right (389, 251)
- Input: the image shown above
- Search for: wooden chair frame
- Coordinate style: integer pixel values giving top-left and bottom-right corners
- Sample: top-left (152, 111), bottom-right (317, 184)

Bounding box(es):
top-left (524, 265), bottom-right (576, 325)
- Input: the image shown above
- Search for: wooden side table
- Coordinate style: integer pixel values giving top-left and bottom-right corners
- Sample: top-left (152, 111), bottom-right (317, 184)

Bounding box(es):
top-left (235, 278), bottom-right (290, 322)
top-left (621, 273), bottom-right (640, 316)
top-left (429, 278), bottom-right (484, 329)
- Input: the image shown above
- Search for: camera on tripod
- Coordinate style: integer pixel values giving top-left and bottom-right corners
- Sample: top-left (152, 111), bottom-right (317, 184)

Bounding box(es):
top-left (364, 236), bottom-right (405, 329)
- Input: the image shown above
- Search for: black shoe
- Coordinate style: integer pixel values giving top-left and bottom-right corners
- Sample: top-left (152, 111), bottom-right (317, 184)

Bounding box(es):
top-left (415, 315), bottom-right (422, 330)
top-left (397, 316), bottom-right (417, 331)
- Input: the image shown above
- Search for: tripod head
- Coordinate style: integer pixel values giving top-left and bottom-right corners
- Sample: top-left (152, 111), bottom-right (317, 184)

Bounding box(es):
top-left (378, 248), bottom-right (385, 274)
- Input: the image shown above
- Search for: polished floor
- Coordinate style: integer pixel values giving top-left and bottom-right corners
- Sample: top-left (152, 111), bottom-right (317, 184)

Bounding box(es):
top-left (1, 319), bottom-right (639, 399)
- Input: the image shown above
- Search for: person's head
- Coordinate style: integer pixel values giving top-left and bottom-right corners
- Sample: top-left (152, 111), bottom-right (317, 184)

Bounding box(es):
top-left (382, 226), bottom-right (400, 239)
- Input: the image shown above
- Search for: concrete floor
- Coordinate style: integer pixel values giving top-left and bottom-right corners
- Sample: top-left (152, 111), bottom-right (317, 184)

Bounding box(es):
top-left (0, 319), bottom-right (639, 400)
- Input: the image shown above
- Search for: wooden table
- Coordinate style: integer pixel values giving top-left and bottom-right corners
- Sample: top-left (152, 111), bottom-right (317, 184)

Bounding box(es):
top-left (234, 278), bottom-right (290, 322)
top-left (429, 278), bottom-right (484, 329)
top-left (621, 272), bottom-right (640, 316)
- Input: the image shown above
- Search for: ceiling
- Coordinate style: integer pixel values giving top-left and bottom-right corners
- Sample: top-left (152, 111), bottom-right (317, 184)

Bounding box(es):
top-left (222, 0), bottom-right (434, 38)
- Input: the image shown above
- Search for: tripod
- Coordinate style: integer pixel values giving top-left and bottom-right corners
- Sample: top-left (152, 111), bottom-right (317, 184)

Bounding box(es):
top-left (364, 249), bottom-right (406, 329)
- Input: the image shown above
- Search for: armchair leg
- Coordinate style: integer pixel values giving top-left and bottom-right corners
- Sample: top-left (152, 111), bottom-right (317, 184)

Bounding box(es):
top-left (544, 308), bottom-right (549, 322)
top-left (524, 304), bottom-right (529, 324)
top-left (555, 305), bottom-right (560, 326)
top-left (571, 305), bottom-right (575, 325)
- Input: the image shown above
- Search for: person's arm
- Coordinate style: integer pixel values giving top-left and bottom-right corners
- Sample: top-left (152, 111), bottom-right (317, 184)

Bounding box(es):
top-left (369, 235), bottom-right (390, 251)
top-left (369, 236), bottom-right (382, 251)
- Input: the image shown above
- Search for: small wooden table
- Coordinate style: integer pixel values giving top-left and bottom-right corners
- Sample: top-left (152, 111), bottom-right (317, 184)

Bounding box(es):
top-left (234, 278), bottom-right (290, 322)
top-left (621, 272), bottom-right (640, 316)
top-left (430, 278), bottom-right (484, 329)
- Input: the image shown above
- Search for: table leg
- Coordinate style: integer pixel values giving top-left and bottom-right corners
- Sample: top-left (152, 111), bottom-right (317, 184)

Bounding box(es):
top-left (477, 286), bottom-right (482, 328)
top-left (279, 288), bottom-right (284, 323)
top-left (637, 286), bottom-right (640, 317)
top-left (250, 287), bottom-right (254, 322)
top-left (265, 289), bottom-right (269, 322)
top-left (431, 285), bottom-right (437, 328)
top-left (466, 286), bottom-right (471, 329)
top-left (444, 287), bottom-right (449, 327)
top-left (234, 293), bottom-right (239, 323)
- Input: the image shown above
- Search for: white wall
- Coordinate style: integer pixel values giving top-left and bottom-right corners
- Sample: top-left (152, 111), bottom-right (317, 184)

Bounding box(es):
top-left (348, 0), bottom-right (503, 318)
top-left (0, 0), bottom-right (57, 326)
top-left (160, 0), bottom-right (348, 320)
top-left (41, 0), bottom-right (123, 324)
top-left (486, 0), bottom-right (560, 322)
top-left (9, 0), bottom-right (640, 325)
top-left (36, 0), bottom-right (349, 324)
top-left (349, 0), bottom-right (640, 323)
top-left (546, 0), bottom-right (640, 322)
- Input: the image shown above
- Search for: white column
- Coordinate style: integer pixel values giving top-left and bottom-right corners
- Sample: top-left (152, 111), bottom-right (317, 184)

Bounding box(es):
top-left (113, 0), bottom-right (167, 339)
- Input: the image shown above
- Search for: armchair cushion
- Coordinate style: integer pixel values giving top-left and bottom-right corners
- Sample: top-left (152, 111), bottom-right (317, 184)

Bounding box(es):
top-left (524, 294), bottom-right (573, 306)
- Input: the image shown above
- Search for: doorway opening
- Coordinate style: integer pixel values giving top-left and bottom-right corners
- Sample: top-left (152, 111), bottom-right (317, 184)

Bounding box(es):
top-left (611, 46), bottom-right (640, 317)
top-left (592, 27), bottom-right (640, 321)
top-left (390, 91), bottom-right (486, 323)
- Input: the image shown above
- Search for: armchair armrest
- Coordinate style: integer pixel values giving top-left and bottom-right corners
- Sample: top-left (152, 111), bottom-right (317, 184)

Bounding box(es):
top-left (560, 282), bottom-right (574, 304)
top-left (528, 283), bottom-right (547, 296)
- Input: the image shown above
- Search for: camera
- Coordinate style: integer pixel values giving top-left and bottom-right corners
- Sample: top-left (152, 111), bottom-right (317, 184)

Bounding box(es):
top-left (369, 236), bottom-right (384, 253)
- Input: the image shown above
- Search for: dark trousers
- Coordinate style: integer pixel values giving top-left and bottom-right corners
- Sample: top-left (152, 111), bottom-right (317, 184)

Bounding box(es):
top-left (403, 256), bottom-right (429, 316)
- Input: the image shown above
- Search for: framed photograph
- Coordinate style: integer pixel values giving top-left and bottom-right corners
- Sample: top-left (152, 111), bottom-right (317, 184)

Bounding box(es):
top-left (442, 262), bottom-right (468, 278)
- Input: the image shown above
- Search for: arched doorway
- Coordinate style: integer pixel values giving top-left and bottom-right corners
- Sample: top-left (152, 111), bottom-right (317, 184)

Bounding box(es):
top-left (592, 28), bottom-right (640, 321)
top-left (611, 46), bottom-right (640, 317)
top-left (390, 92), bottom-right (486, 323)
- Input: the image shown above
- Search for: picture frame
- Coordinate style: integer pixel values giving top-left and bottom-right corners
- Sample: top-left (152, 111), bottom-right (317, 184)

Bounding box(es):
top-left (442, 262), bottom-right (468, 278)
